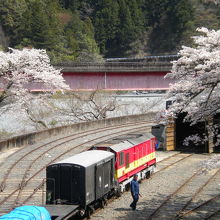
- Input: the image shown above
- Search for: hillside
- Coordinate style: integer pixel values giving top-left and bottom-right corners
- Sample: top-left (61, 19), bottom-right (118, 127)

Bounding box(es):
top-left (0, 0), bottom-right (220, 62)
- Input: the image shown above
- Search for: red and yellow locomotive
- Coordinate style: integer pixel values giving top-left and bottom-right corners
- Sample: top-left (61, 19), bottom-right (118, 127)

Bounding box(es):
top-left (93, 134), bottom-right (156, 192)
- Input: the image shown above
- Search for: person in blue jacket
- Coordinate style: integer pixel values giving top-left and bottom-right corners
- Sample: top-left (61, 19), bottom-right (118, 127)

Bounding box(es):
top-left (130, 174), bottom-right (140, 210)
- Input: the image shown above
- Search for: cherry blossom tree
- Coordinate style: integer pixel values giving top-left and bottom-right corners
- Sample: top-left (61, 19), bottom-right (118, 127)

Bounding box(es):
top-left (57, 90), bottom-right (117, 122)
top-left (0, 48), bottom-right (69, 111)
top-left (165, 27), bottom-right (220, 167)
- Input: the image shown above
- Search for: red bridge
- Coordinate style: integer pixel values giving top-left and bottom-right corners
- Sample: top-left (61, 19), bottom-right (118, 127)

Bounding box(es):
top-left (60, 61), bottom-right (173, 91)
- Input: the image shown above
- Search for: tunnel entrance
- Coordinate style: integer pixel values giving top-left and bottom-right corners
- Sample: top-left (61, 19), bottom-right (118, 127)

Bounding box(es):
top-left (175, 113), bottom-right (208, 153)
top-left (213, 113), bottom-right (220, 152)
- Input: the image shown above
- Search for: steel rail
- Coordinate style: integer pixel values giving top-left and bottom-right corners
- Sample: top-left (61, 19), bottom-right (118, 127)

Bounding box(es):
top-left (146, 157), bottom-right (202, 220)
top-left (205, 209), bottom-right (220, 219)
top-left (0, 124), bottom-right (152, 211)
top-left (174, 168), bottom-right (220, 219)
top-left (11, 123), bottom-right (153, 208)
top-left (17, 125), bottom-right (152, 207)
top-left (179, 193), bottom-right (220, 219)
top-left (23, 153), bottom-right (192, 219)
top-left (0, 120), bottom-right (154, 193)
top-left (154, 154), bottom-right (192, 175)
top-left (79, 153), bottom-right (193, 220)
top-left (68, 154), bottom-right (194, 220)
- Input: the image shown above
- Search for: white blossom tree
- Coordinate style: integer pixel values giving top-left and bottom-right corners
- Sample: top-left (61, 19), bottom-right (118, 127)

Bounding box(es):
top-left (0, 48), bottom-right (69, 128)
top-left (0, 48), bottom-right (69, 108)
top-left (165, 27), bottom-right (220, 168)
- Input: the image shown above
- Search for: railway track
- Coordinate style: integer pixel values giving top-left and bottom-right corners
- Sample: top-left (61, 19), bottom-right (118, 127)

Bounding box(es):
top-left (2, 122), bottom-right (219, 220)
top-left (68, 153), bottom-right (220, 220)
top-left (89, 153), bottom-right (217, 220)
top-left (205, 209), bottom-right (220, 219)
top-left (84, 153), bottom-right (194, 220)
top-left (179, 194), bottom-right (220, 219)
top-left (155, 153), bottom-right (192, 174)
top-left (0, 120), bottom-right (154, 214)
top-left (144, 160), bottom-right (220, 220)
top-left (174, 168), bottom-right (220, 219)
top-left (0, 120), bottom-right (152, 191)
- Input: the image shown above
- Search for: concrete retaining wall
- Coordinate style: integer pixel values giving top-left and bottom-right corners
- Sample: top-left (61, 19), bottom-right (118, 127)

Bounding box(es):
top-left (0, 113), bottom-right (156, 152)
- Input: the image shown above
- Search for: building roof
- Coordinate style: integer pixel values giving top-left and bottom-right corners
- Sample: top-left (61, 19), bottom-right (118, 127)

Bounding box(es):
top-left (55, 150), bottom-right (114, 167)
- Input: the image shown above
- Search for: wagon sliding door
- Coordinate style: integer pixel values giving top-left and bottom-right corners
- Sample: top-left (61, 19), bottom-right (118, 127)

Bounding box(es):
top-left (60, 164), bottom-right (72, 202)
top-left (95, 160), bottom-right (111, 199)
top-left (103, 160), bottom-right (111, 194)
top-left (95, 163), bottom-right (104, 199)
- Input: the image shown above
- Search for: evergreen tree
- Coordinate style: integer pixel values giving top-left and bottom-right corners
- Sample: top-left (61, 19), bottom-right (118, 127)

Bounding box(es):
top-left (0, 0), bottom-right (219, 61)
top-left (92, 0), bottom-right (120, 55)
top-left (92, 0), bottom-right (145, 57)
top-left (59, 0), bottom-right (81, 11)
top-left (116, 0), bottom-right (135, 54)
top-left (29, 0), bottom-right (61, 50)
top-left (127, 0), bottom-right (144, 34)
top-left (64, 13), bottom-right (100, 61)
top-left (144, 0), bottom-right (194, 54)
top-left (0, 0), bottom-right (28, 46)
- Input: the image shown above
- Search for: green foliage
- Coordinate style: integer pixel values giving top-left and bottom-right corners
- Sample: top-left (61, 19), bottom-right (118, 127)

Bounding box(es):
top-left (193, 0), bottom-right (220, 30)
top-left (92, 0), bottom-right (120, 55)
top-left (0, 0), bottom-right (28, 46)
top-left (0, 0), bottom-right (220, 60)
top-left (144, 0), bottom-right (195, 54)
top-left (92, 0), bottom-right (145, 57)
top-left (64, 13), bottom-right (100, 62)
top-left (59, 0), bottom-right (81, 11)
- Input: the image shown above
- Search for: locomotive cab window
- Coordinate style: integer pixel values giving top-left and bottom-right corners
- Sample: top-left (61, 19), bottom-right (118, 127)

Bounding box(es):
top-left (125, 153), bottom-right (129, 168)
top-left (119, 152), bottom-right (124, 166)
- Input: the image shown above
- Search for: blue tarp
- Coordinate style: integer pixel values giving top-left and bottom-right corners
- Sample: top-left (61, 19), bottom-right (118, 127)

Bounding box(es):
top-left (0, 206), bottom-right (51, 220)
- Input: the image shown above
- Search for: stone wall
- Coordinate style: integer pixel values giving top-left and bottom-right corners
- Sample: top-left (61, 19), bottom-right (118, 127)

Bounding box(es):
top-left (0, 113), bottom-right (156, 152)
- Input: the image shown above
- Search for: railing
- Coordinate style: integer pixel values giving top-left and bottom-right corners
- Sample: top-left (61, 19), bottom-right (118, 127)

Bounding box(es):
top-left (57, 61), bottom-right (173, 72)
top-left (105, 54), bottom-right (179, 62)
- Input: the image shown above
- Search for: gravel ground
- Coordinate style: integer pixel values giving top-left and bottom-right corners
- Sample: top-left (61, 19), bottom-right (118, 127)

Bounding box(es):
top-left (90, 153), bottom-right (215, 220)
top-left (0, 124), bottom-right (151, 214)
top-left (0, 148), bottom-right (20, 165)
top-left (1, 132), bottom-right (219, 219)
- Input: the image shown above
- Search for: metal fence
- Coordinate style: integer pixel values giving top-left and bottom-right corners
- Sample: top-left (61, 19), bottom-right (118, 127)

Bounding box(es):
top-left (57, 61), bottom-right (173, 72)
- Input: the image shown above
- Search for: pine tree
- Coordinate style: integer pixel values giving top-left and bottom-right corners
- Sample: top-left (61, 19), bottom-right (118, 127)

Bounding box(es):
top-left (64, 13), bottom-right (100, 61)
top-left (144, 0), bottom-right (194, 54)
top-left (59, 0), bottom-right (81, 11)
top-left (0, 0), bottom-right (28, 46)
top-left (93, 0), bottom-right (120, 55)
top-left (116, 0), bottom-right (135, 55)
top-left (28, 0), bottom-right (62, 51)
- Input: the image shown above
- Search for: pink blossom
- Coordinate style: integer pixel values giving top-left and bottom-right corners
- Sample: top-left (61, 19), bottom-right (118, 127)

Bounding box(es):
top-left (0, 48), bottom-right (69, 111)
top-left (165, 28), bottom-right (220, 159)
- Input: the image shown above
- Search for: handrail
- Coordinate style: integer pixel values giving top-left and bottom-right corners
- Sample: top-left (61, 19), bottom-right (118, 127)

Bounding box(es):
top-left (58, 61), bottom-right (172, 66)
top-left (56, 61), bottom-right (173, 72)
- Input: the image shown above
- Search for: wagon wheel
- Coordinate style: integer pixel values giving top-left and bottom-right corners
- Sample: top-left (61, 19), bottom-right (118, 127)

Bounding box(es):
top-left (146, 171), bottom-right (151, 179)
top-left (116, 190), bottom-right (122, 197)
top-left (86, 208), bottom-right (91, 219)
top-left (104, 197), bottom-right (108, 206)
top-left (125, 184), bottom-right (130, 191)
top-left (100, 199), bottom-right (105, 209)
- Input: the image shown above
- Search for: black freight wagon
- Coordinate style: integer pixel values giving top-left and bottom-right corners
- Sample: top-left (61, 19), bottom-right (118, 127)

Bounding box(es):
top-left (46, 150), bottom-right (115, 209)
